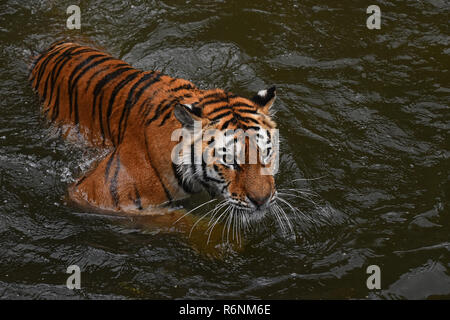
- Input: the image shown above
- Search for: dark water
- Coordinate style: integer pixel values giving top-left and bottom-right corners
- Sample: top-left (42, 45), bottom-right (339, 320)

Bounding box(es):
top-left (0, 0), bottom-right (449, 299)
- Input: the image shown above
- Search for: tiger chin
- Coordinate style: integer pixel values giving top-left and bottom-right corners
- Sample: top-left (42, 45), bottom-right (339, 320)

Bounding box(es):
top-left (29, 40), bottom-right (279, 228)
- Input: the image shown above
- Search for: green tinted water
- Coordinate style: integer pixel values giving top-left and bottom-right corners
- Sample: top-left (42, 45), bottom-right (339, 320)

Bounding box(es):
top-left (0, 0), bottom-right (448, 299)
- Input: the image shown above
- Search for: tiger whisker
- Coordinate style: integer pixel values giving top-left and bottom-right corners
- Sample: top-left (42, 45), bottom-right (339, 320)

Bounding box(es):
top-left (173, 198), bottom-right (218, 225)
top-left (207, 204), bottom-right (231, 244)
top-left (223, 206), bottom-right (235, 244)
top-left (274, 203), bottom-right (292, 235)
top-left (234, 209), bottom-right (240, 243)
top-left (235, 209), bottom-right (240, 245)
top-left (278, 188), bottom-right (319, 198)
top-left (239, 210), bottom-right (245, 246)
top-left (188, 199), bottom-right (227, 237)
top-left (276, 191), bottom-right (319, 207)
top-left (207, 201), bottom-right (229, 227)
top-left (277, 195), bottom-right (312, 222)
top-left (271, 204), bottom-right (288, 235)
top-left (273, 197), bottom-right (297, 235)
top-left (229, 206), bottom-right (236, 244)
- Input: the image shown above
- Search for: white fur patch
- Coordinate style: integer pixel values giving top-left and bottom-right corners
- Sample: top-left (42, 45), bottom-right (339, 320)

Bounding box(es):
top-left (257, 89), bottom-right (267, 97)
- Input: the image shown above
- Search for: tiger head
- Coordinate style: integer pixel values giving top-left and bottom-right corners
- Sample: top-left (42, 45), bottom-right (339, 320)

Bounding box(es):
top-left (173, 86), bottom-right (278, 221)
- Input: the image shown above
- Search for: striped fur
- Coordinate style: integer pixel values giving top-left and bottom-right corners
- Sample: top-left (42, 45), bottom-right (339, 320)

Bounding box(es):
top-left (29, 41), bottom-right (278, 214)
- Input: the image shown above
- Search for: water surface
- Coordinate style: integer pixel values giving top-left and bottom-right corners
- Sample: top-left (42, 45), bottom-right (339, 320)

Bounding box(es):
top-left (0, 0), bottom-right (449, 299)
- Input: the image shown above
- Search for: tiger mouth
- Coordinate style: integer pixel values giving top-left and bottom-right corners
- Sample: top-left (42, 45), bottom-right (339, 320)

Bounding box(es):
top-left (224, 198), bottom-right (272, 218)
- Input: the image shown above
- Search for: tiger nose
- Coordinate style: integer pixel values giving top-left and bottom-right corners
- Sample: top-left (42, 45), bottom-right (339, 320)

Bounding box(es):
top-left (247, 193), bottom-right (271, 208)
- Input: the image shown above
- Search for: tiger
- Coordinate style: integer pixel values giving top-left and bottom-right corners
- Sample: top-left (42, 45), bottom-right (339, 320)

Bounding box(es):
top-left (29, 40), bottom-right (279, 226)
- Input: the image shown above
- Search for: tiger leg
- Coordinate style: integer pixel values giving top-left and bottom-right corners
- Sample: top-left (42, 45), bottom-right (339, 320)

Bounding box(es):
top-left (68, 146), bottom-right (173, 214)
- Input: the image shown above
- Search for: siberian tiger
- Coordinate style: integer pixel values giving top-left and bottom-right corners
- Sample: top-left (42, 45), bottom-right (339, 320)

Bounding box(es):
top-left (29, 40), bottom-right (280, 228)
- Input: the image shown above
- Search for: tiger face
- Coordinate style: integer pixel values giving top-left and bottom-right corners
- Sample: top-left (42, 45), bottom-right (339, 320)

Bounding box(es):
top-left (173, 86), bottom-right (278, 221)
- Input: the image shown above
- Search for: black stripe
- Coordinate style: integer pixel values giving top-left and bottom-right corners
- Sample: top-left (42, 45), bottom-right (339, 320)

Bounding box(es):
top-left (69, 55), bottom-right (112, 124)
top-left (230, 102), bottom-right (255, 109)
top-left (109, 154), bottom-right (121, 208)
top-left (41, 47), bottom-right (76, 102)
top-left (220, 118), bottom-right (234, 130)
top-left (140, 97), bottom-right (155, 119)
top-left (68, 53), bottom-right (109, 90)
top-left (170, 84), bottom-right (194, 92)
top-left (50, 85), bottom-right (61, 122)
top-left (75, 175), bottom-right (87, 186)
top-left (235, 108), bottom-right (258, 114)
top-left (172, 162), bottom-right (194, 194)
top-left (29, 42), bottom-right (65, 81)
top-left (150, 92), bottom-right (198, 127)
top-left (134, 73), bottom-right (162, 116)
top-left (221, 181), bottom-right (231, 194)
top-left (241, 125), bottom-right (261, 131)
top-left (73, 91), bottom-right (79, 125)
top-left (92, 67), bottom-right (133, 143)
top-left (97, 93), bottom-right (106, 142)
top-left (210, 111), bottom-right (233, 121)
top-left (133, 185), bottom-right (143, 210)
top-left (156, 92), bottom-right (199, 123)
top-left (116, 72), bottom-right (155, 144)
top-left (85, 62), bottom-right (129, 94)
top-left (206, 105), bottom-right (231, 116)
top-left (144, 133), bottom-right (173, 203)
top-left (138, 72), bottom-right (161, 95)
top-left (93, 66), bottom-right (133, 103)
top-left (105, 71), bottom-right (140, 143)
top-left (117, 83), bottom-right (155, 143)
top-left (104, 150), bottom-right (117, 181)
top-left (148, 99), bottom-right (177, 125)
top-left (190, 143), bottom-right (196, 174)
top-left (30, 41), bottom-right (73, 83)
top-left (41, 47), bottom-right (96, 115)
top-left (202, 161), bottom-right (225, 184)
top-left (47, 50), bottom-right (91, 106)
top-left (32, 44), bottom-right (70, 88)
top-left (43, 101), bottom-right (52, 117)
top-left (132, 73), bottom-right (161, 116)
top-left (237, 115), bottom-right (261, 125)
top-left (34, 45), bottom-right (74, 91)
top-left (144, 99), bottom-right (176, 127)
top-left (42, 48), bottom-right (84, 116)
top-left (70, 56), bottom-right (112, 94)
top-left (199, 92), bottom-right (222, 101)
top-left (158, 109), bottom-right (173, 126)
top-left (201, 97), bottom-right (229, 108)
top-left (128, 73), bottom-right (162, 120)
top-left (42, 48), bottom-right (95, 103)
top-left (68, 53), bottom-right (107, 95)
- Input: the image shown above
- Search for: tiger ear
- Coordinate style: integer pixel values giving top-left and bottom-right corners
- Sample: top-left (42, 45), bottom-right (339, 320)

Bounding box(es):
top-left (251, 86), bottom-right (276, 113)
top-left (174, 103), bottom-right (202, 129)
